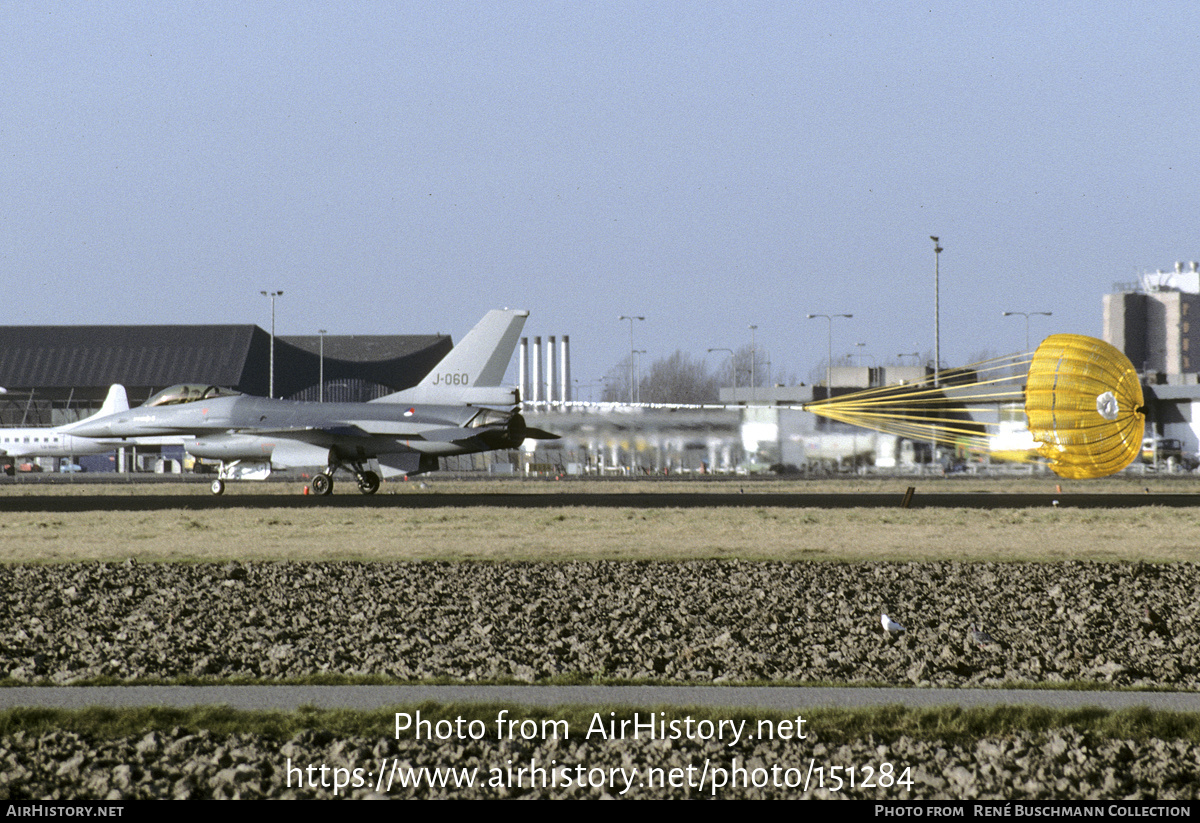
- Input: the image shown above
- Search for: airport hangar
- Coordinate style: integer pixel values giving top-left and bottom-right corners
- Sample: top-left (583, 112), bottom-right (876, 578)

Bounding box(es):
top-left (0, 324), bottom-right (452, 428)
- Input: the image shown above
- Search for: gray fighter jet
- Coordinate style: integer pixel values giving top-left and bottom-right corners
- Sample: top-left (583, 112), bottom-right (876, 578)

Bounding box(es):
top-left (68, 309), bottom-right (556, 495)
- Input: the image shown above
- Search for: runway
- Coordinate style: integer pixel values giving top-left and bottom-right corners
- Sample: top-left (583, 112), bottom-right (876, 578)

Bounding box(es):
top-left (4, 685), bottom-right (1200, 712)
top-left (1, 490), bottom-right (1198, 512)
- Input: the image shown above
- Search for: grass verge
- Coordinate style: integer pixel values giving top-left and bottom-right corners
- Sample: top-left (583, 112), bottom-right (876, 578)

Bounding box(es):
top-left (4, 505), bottom-right (1200, 563)
top-left (4, 704), bottom-right (1200, 745)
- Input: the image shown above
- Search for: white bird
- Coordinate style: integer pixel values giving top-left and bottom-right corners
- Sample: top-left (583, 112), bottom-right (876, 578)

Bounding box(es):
top-left (970, 623), bottom-right (996, 647)
top-left (881, 613), bottom-right (905, 633)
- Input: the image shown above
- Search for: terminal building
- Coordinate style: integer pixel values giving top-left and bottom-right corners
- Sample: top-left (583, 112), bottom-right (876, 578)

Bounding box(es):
top-left (1103, 261), bottom-right (1200, 379)
top-left (1103, 262), bottom-right (1200, 467)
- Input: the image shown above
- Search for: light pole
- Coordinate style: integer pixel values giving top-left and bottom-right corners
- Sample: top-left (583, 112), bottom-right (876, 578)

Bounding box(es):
top-left (806, 314), bottom-right (852, 393)
top-left (707, 348), bottom-right (735, 398)
top-left (633, 350), bottom-right (647, 404)
top-left (931, 236), bottom-right (942, 386)
top-left (618, 315), bottom-right (644, 403)
top-left (1001, 311), bottom-right (1052, 352)
top-left (318, 329), bottom-right (327, 402)
top-left (260, 290), bottom-right (283, 398)
top-left (852, 343), bottom-right (876, 365)
top-left (748, 324), bottom-right (758, 400)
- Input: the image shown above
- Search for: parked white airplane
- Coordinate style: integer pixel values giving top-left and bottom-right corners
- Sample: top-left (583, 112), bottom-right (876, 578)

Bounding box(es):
top-left (0, 385), bottom-right (129, 463)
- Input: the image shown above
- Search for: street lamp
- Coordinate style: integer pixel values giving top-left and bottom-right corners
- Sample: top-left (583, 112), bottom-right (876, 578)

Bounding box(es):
top-left (806, 314), bottom-right (853, 393)
top-left (318, 329), bottom-right (327, 402)
top-left (852, 343), bottom-right (876, 365)
top-left (1001, 311), bottom-right (1052, 352)
top-left (618, 315), bottom-right (644, 403)
top-left (633, 350), bottom-right (647, 404)
top-left (931, 236), bottom-right (942, 386)
top-left (260, 290), bottom-right (283, 398)
top-left (707, 348), bottom-right (736, 398)
top-left (749, 324), bottom-right (758, 399)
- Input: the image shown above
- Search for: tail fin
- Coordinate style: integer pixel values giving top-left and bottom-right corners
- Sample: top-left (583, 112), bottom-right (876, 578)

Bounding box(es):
top-left (374, 310), bottom-right (529, 405)
top-left (97, 384), bottom-right (130, 416)
top-left (60, 385), bottom-right (129, 431)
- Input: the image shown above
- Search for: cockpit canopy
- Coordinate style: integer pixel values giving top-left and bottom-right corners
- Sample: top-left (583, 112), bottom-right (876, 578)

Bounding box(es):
top-left (143, 384), bottom-right (242, 407)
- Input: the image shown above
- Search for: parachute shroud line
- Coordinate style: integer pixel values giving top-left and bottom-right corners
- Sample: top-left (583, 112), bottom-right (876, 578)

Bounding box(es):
top-left (802, 334), bottom-right (1145, 479)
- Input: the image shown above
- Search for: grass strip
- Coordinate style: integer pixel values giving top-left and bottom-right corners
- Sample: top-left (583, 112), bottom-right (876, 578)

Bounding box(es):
top-left (4, 704), bottom-right (1200, 745)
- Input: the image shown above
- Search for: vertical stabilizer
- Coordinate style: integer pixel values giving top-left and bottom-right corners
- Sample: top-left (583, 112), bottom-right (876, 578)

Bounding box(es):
top-left (60, 385), bottom-right (129, 431)
top-left (97, 384), bottom-right (130, 417)
top-left (373, 310), bottom-right (529, 405)
top-left (420, 309), bottom-right (529, 389)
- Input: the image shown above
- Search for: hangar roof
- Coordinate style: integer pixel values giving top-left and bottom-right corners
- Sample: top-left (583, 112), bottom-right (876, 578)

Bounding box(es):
top-left (0, 326), bottom-right (259, 391)
top-left (281, 334), bottom-right (447, 363)
top-left (0, 325), bottom-right (453, 410)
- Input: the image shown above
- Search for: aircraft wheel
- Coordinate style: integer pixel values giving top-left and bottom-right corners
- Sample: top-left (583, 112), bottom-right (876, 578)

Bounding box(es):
top-left (310, 473), bottom-right (333, 496)
top-left (210, 479), bottom-right (225, 495)
top-left (357, 470), bottom-right (380, 495)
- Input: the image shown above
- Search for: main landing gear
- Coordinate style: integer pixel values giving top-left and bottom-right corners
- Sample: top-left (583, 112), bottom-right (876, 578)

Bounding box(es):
top-left (307, 461), bottom-right (380, 497)
top-left (356, 470), bottom-right (381, 495)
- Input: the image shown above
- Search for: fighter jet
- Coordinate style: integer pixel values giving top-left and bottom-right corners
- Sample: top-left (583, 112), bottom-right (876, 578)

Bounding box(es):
top-left (0, 385), bottom-right (130, 471)
top-left (68, 310), bottom-right (556, 495)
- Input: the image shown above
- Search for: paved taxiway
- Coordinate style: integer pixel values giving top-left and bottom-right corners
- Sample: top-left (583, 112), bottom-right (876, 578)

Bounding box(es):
top-left (1, 491), bottom-right (1198, 512)
top-left (5, 686), bottom-right (1200, 712)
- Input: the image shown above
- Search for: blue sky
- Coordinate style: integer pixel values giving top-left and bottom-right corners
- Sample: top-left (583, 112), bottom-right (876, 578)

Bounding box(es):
top-left (3, 2), bottom-right (1197, 392)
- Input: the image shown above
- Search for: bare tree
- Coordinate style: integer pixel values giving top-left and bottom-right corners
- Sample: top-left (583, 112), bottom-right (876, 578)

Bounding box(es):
top-left (601, 355), bottom-right (635, 403)
top-left (602, 350), bottom-right (720, 404)
top-left (640, 350), bottom-right (720, 404)
top-left (711, 344), bottom-right (768, 392)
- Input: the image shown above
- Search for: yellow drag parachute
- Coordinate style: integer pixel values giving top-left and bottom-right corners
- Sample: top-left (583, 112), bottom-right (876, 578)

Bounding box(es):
top-left (1024, 334), bottom-right (1144, 479)
top-left (802, 333), bottom-right (1145, 479)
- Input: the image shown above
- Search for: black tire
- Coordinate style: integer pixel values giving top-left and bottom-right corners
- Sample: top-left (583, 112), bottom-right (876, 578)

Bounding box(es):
top-left (310, 474), bottom-right (333, 496)
top-left (210, 479), bottom-right (225, 495)
top-left (357, 470), bottom-right (380, 495)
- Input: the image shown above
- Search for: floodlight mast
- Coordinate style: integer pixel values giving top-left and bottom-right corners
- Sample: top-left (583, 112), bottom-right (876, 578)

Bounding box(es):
top-left (930, 237), bottom-right (942, 387)
top-left (260, 290), bottom-right (284, 398)
top-left (618, 315), bottom-right (644, 403)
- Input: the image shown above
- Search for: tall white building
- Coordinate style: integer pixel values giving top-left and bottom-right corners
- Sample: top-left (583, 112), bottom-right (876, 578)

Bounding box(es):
top-left (1103, 261), bottom-right (1200, 379)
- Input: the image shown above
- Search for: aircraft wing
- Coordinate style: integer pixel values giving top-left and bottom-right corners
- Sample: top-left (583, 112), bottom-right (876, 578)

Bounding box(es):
top-left (314, 421), bottom-right (472, 438)
top-left (228, 422), bottom-right (485, 443)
